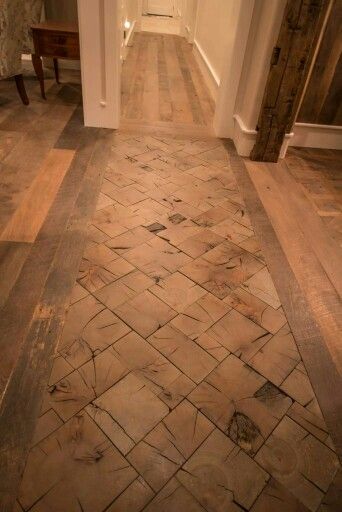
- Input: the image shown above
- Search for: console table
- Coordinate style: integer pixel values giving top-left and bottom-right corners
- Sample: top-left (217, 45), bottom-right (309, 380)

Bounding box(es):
top-left (31, 21), bottom-right (80, 99)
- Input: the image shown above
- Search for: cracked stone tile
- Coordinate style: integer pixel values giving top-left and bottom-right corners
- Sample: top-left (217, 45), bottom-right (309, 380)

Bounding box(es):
top-left (176, 428), bottom-right (269, 510)
top-left (96, 191), bottom-right (115, 210)
top-left (149, 324), bottom-right (217, 384)
top-left (128, 401), bottom-right (214, 491)
top-left (93, 205), bottom-right (129, 238)
top-left (192, 206), bottom-right (231, 228)
top-left (105, 226), bottom-right (154, 255)
top-left (105, 168), bottom-right (134, 188)
top-left (78, 346), bottom-right (129, 398)
top-left (189, 355), bottom-right (291, 455)
top-left (87, 224), bottom-right (110, 244)
top-left (287, 401), bottom-right (332, 446)
top-left (180, 139), bottom-right (221, 156)
top-left (198, 146), bottom-right (230, 168)
top-left (186, 163), bottom-right (222, 182)
top-left (210, 217), bottom-right (254, 244)
top-left (219, 200), bottom-right (252, 229)
top-left (115, 290), bottom-right (177, 337)
top-left (280, 362), bottom-right (315, 406)
top-left (77, 258), bottom-right (119, 293)
top-left (144, 478), bottom-right (207, 512)
top-left (58, 295), bottom-right (131, 369)
top-left (112, 331), bottom-right (182, 395)
top-left (82, 241), bottom-right (118, 266)
top-left (318, 469), bottom-right (342, 512)
top-left (46, 369), bottom-right (95, 421)
top-left (178, 228), bottom-right (225, 258)
top-left (157, 373), bottom-right (196, 409)
top-left (69, 282), bottom-right (89, 305)
top-left (255, 416), bottom-right (340, 511)
top-left (249, 324), bottom-right (301, 386)
top-left (171, 292), bottom-right (231, 339)
top-left (93, 373), bottom-right (169, 443)
top-left (157, 219), bottom-right (202, 246)
top-left (250, 478), bottom-right (311, 512)
top-left (78, 249), bottom-right (133, 294)
top-left (206, 309), bottom-right (271, 361)
top-left (86, 403), bottom-right (135, 455)
top-left (107, 185), bottom-right (147, 207)
top-left (19, 412), bottom-right (137, 512)
top-left (242, 267), bottom-right (281, 309)
top-left (195, 332), bottom-right (230, 361)
top-left (224, 287), bottom-right (286, 334)
top-left (31, 410), bottom-right (63, 447)
top-left (149, 272), bottom-right (207, 313)
top-left (94, 270), bottom-right (154, 311)
top-left (106, 476), bottom-right (155, 512)
top-left (124, 236), bottom-right (191, 280)
top-left (180, 242), bottom-right (264, 299)
top-left (48, 355), bottom-right (73, 386)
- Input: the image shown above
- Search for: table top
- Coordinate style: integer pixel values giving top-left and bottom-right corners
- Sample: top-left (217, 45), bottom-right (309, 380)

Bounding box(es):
top-left (31, 21), bottom-right (79, 33)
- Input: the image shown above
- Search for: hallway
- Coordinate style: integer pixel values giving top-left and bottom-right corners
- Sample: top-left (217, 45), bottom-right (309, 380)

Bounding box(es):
top-left (121, 32), bottom-right (214, 128)
top-left (0, 26), bottom-right (341, 512)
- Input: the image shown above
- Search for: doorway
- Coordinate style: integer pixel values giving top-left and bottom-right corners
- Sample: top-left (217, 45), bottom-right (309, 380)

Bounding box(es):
top-left (78, 0), bottom-right (256, 139)
top-left (146, 0), bottom-right (175, 17)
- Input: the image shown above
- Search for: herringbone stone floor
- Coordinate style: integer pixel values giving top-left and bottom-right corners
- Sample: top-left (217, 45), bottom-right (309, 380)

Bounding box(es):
top-left (17, 131), bottom-right (340, 512)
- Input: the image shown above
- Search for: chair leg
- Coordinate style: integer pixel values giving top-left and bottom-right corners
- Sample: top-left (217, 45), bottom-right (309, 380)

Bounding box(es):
top-left (53, 58), bottom-right (60, 84)
top-left (14, 74), bottom-right (29, 105)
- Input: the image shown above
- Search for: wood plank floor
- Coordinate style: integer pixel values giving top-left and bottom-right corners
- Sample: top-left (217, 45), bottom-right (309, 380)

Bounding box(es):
top-left (0, 68), bottom-right (112, 512)
top-left (1, 36), bottom-right (341, 512)
top-left (121, 32), bottom-right (215, 128)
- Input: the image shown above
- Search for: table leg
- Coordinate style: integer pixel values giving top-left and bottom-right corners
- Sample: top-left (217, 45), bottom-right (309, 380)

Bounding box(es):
top-left (32, 54), bottom-right (46, 99)
top-left (53, 58), bottom-right (60, 84)
top-left (14, 74), bottom-right (29, 105)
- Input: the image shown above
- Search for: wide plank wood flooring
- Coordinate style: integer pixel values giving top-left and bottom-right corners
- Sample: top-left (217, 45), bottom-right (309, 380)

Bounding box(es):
top-left (12, 130), bottom-right (341, 512)
top-left (0, 36), bottom-right (341, 512)
top-left (121, 32), bottom-right (215, 128)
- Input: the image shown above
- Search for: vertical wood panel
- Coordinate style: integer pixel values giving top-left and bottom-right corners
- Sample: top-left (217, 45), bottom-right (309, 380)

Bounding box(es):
top-left (298, 0), bottom-right (342, 125)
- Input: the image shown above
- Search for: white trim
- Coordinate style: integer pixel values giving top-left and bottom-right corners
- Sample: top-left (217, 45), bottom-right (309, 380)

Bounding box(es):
top-left (193, 39), bottom-right (220, 102)
top-left (77, 0), bottom-right (121, 129)
top-left (213, 0), bottom-right (255, 138)
top-left (233, 114), bottom-right (294, 158)
top-left (290, 123), bottom-right (342, 150)
top-left (124, 20), bottom-right (136, 48)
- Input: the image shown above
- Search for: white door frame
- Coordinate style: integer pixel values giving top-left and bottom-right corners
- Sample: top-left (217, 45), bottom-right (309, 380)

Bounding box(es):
top-left (77, 0), bottom-right (254, 137)
top-left (77, 0), bottom-right (122, 129)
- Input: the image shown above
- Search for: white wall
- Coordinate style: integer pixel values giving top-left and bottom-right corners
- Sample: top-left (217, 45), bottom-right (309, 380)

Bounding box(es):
top-left (231, 0), bottom-right (287, 155)
top-left (194, 0), bottom-right (234, 89)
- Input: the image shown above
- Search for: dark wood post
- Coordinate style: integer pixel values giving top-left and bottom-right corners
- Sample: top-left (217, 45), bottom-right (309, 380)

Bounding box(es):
top-left (250, 0), bottom-right (332, 162)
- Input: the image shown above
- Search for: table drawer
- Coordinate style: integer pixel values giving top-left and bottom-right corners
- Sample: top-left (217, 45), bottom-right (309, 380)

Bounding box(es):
top-left (39, 31), bottom-right (79, 48)
top-left (39, 41), bottom-right (80, 59)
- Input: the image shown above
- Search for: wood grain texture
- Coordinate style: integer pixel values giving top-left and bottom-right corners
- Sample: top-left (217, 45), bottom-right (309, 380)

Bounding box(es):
top-left (0, 242), bottom-right (31, 309)
top-left (0, 149), bottom-right (75, 243)
top-left (298, 0), bottom-right (342, 125)
top-left (251, 0), bottom-right (330, 162)
top-left (0, 129), bottom-right (112, 512)
top-left (228, 146), bottom-right (342, 458)
top-left (121, 32), bottom-right (214, 127)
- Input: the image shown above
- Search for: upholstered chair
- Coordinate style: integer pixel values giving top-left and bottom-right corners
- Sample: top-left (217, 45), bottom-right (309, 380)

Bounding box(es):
top-left (0, 0), bottom-right (43, 104)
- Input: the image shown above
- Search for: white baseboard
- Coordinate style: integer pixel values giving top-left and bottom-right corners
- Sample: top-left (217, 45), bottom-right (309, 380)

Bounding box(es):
top-left (233, 115), bottom-right (294, 158)
top-left (290, 122), bottom-right (342, 150)
top-left (193, 39), bottom-right (219, 102)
